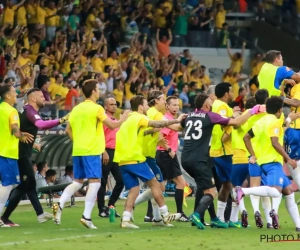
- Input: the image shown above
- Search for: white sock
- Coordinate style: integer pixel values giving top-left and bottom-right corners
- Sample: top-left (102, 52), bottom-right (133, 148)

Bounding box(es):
top-left (122, 211), bottom-right (131, 221)
top-left (285, 193), bottom-right (300, 228)
top-left (242, 186), bottom-right (281, 198)
top-left (230, 202), bottom-right (239, 222)
top-left (288, 163), bottom-right (300, 189)
top-left (261, 197), bottom-right (272, 224)
top-left (217, 200), bottom-right (227, 222)
top-left (151, 199), bottom-right (161, 221)
top-left (272, 193), bottom-right (282, 214)
top-left (134, 189), bottom-right (153, 207)
top-left (0, 185), bottom-right (13, 214)
top-left (238, 197), bottom-right (246, 213)
top-left (159, 205), bottom-right (169, 217)
top-left (250, 195), bottom-right (260, 213)
top-left (83, 182), bottom-right (101, 219)
top-left (59, 181), bottom-right (83, 209)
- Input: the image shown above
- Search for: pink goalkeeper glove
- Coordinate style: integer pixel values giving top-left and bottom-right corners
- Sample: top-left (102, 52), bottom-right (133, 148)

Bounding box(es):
top-left (249, 105), bottom-right (266, 115)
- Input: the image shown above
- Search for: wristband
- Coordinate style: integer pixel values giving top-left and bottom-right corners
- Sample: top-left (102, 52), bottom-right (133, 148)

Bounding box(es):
top-left (286, 117), bottom-right (292, 124)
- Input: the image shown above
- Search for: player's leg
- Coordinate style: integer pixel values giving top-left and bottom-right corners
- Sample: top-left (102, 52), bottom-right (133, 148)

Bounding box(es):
top-left (134, 162), bottom-right (180, 225)
top-left (0, 157), bottom-right (20, 227)
top-left (281, 176), bottom-right (300, 231)
top-left (53, 156), bottom-right (84, 225)
top-left (119, 164), bottom-right (146, 228)
top-left (230, 163), bottom-right (249, 228)
top-left (24, 157), bottom-right (53, 223)
top-left (134, 157), bottom-right (163, 221)
top-left (213, 156), bottom-right (232, 223)
top-left (260, 173), bottom-right (273, 228)
top-left (80, 156), bottom-right (102, 229)
top-left (108, 157), bottom-right (124, 217)
top-left (1, 157), bottom-right (28, 226)
top-left (157, 151), bottom-right (188, 221)
top-left (97, 153), bottom-right (110, 218)
top-left (287, 161), bottom-right (300, 191)
top-left (248, 162), bottom-right (264, 228)
top-left (187, 161), bottom-right (218, 230)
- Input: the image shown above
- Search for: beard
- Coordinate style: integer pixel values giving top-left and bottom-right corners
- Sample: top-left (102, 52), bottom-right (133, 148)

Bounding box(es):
top-left (37, 101), bottom-right (45, 108)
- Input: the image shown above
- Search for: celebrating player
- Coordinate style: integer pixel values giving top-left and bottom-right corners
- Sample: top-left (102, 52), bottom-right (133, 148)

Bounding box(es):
top-left (114, 95), bottom-right (184, 228)
top-left (258, 50), bottom-right (300, 96)
top-left (180, 93), bottom-right (264, 229)
top-left (0, 84), bottom-right (33, 227)
top-left (53, 80), bottom-right (130, 229)
top-left (236, 97), bottom-right (300, 231)
top-left (1, 88), bottom-right (70, 226)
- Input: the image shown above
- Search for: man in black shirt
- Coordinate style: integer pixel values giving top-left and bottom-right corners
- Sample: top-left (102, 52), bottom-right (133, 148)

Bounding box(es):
top-left (180, 93), bottom-right (264, 230)
top-left (1, 88), bottom-right (69, 226)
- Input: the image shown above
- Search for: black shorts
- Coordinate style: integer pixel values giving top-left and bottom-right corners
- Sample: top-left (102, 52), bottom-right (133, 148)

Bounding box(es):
top-left (182, 161), bottom-right (215, 190)
top-left (156, 151), bottom-right (182, 181)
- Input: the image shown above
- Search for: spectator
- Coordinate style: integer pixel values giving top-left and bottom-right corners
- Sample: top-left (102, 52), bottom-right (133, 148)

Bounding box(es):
top-left (156, 28), bottom-right (172, 59)
top-left (227, 41), bottom-right (246, 73)
top-left (36, 162), bottom-right (49, 180)
top-left (219, 23), bottom-right (229, 48)
top-left (179, 83), bottom-right (190, 113)
top-left (64, 80), bottom-right (79, 111)
top-left (232, 87), bottom-right (247, 111)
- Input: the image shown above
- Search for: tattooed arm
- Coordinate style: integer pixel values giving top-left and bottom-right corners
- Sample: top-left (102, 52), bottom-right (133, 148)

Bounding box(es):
top-left (11, 124), bottom-right (34, 143)
top-left (148, 119), bottom-right (181, 128)
top-left (144, 128), bottom-right (161, 136)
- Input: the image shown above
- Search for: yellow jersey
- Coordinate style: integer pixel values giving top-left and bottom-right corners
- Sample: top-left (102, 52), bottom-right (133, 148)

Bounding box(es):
top-left (252, 114), bottom-right (284, 165)
top-left (114, 112), bottom-right (149, 165)
top-left (69, 100), bottom-right (107, 156)
top-left (143, 107), bottom-right (164, 158)
top-left (290, 84), bottom-right (300, 129)
top-left (210, 99), bottom-right (233, 157)
top-left (232, 111), bottom-right (249, 164)
top-left (0, 102), bottom-right (20, 159)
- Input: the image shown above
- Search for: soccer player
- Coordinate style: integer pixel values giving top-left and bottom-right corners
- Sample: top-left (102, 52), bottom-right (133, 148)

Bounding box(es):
top-left (53, 80), bottom-right (130, 229)
top-left (283, 89), bottom-right (300, 192)
top-left (114, 95), bottom-right (184, 228)
top-left (258, 50), bottom-right (300, 96)
top-left (1, 88), bottom-right (70, 226)
top-left (236, 96), bottom-right (300, 231)
top-left (209, 82), bottom-right (235, 226)
top-left (0, 84), bottom-right (33, 227)
top-left (180, 93), bottom-right (264, 230)
top-left (97, 97), bottom-right (124, 218)
top-left (246, 89), bottom-right (289, 228)
top-left (226, 97), bottom-right (256, 228)
top-left (133, 90), bottom-right (187, 222)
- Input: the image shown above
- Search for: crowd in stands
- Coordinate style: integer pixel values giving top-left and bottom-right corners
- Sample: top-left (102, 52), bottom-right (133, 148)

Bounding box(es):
top-left (1, 0), bottom-right (297, 202)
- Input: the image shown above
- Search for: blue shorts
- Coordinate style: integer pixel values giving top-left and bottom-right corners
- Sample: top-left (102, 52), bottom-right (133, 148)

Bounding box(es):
top-left (261, 162), bottom-right (291, 189)
top-left (261, 173), bottom-right (267, 186)
top-left (213, 155), bottom-right (232, 183)
top-left (0, 156), bottom-right (20, 186)
top-left (284, 128), bottom-right (300, 159)
top-left (146, 157), bottom-right (163, 183)
top-left (73, 155), bottom-right (102, 179)
top-left (231, 163), bottom-right (249, 187)
top-left (249, 162), bottom-right (262, 177)
top-left (120, 162), bottom-right (155, 189)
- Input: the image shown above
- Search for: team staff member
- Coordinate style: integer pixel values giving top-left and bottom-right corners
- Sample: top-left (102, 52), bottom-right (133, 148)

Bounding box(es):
top-left (1, 88), bottom-right (69, 227)
top-left (258, 50), bottom-right (300, 97)
top-left (97, 97), bottom-right (124, 218)
top-left (53, 80), bottom-right (130, 229)
top-left (0, 84), bottom-right (33, 227)
top-left (156, 96), bottom-right (189, 222)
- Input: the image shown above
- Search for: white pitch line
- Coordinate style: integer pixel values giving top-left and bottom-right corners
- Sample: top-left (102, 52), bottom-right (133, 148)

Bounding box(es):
top-left (0, 228), bottom-right (168, 246)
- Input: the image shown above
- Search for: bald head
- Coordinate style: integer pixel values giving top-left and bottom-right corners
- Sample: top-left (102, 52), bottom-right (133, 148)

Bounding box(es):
top-left (104, 97), bottom-right (117, 114)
